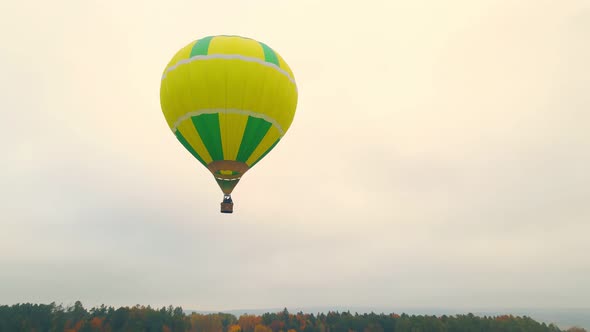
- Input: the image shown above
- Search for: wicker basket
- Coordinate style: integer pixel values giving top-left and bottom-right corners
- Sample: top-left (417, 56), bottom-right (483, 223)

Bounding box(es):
top-left (220, 202), bottom-right (234, 213)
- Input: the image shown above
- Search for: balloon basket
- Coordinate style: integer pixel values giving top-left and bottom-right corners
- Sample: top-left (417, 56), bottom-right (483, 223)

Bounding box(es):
top-left (220, 195), bottom-right (234, 214)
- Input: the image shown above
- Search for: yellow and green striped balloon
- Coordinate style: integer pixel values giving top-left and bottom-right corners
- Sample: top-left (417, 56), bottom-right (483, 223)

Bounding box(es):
top-left (160, 35), bottom-right (298, 208)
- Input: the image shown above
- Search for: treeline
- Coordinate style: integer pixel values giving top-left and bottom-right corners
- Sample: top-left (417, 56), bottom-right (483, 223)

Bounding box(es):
top-left (0, 301), bottom-right (583, 332)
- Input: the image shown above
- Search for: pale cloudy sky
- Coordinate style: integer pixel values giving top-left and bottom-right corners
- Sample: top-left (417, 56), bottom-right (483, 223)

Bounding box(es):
top-left (1, 0), bottom-right (589, 312)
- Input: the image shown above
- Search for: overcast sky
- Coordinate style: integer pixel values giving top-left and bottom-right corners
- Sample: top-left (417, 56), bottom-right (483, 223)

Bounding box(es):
top-left (1, 0), bottom-right (589, 312)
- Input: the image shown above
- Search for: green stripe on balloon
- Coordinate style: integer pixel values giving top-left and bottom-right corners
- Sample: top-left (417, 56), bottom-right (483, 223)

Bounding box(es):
top-left (236, 116), bottom-right (272, 163)
top-left (192, 114), bottom-right (224, 161)
top-left (259, 42), bottom-right (280, 66)
top-left (190, 36), bottom-right (214, 56)
top-left (249, 138), bottom-right (280, 168)
top-left (175, 130), bottom-right (207, 167)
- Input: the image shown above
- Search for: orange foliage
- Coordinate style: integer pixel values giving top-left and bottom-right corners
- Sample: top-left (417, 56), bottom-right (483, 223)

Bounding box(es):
top-left (228, 324), bottom-right (242, 332)
top-left (297, 313), bottom-right (311, 330)
top-left (163, 325), bottom-right (172, 332)
top-left (254, 324), bottom-right (273, 332)
top-left (64, 320), bottom-right (85, 332)
top-left (239, 314), bottom-right (263, 332)
top-left (567, 328), bottom-right (587, 332)
top-left (269, 320), bottom-right (285, 332)
top-left (189, 313), bottom-right (223, 332)
top-left (90, 317), bottom-right (104, 329)
top-left (288, 329), bottom-right (297, 332)
top-left (495, 315), bottom-right (512, 321)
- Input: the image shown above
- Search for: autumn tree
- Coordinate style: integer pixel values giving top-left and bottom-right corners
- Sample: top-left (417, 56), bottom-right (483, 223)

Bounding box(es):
top-left (228, 324), bottom-right (242, 332)
top-left (254, 324), bottom-right (273, 332)
top-left (567, 328), bottom-right (587, 332)
top-left (239, 314), bottom-right (263, 332)
top-left (189, 313), bottom-right (223, 332)
top-left (89, 317), bottom-right (104, 330)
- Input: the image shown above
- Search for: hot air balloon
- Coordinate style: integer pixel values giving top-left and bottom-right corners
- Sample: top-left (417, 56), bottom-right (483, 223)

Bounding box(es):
top-left (160, 35), bottom-right (298, 213)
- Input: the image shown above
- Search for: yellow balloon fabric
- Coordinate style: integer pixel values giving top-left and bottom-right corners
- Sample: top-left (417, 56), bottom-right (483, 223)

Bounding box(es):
top-left (160, 35), bottom-right (298, 195)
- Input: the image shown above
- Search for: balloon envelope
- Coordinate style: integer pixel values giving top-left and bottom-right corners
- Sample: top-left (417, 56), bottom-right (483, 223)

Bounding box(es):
top-left (160, 35), bottom-right (298, 204)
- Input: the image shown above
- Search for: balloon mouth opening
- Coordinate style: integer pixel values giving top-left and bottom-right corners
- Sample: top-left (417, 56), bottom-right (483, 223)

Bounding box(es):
top-left (216, 169), bottom-right (241, 176)
top-left (207, 160), bottom-right (249, 177)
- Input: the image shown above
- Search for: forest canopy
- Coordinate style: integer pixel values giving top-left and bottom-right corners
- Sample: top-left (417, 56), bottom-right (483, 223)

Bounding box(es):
top-left (0, 302), bottom-right (584, 332)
